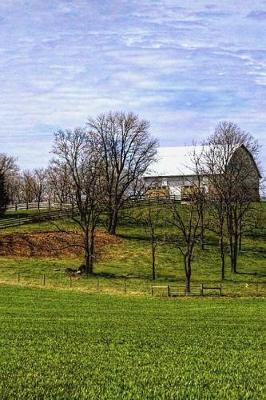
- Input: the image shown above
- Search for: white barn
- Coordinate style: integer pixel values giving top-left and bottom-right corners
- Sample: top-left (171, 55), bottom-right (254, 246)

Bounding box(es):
top-left (144, 145), bottom-right (261, 200)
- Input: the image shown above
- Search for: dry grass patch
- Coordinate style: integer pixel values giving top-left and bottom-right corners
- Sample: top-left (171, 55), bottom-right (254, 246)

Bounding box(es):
top-left (0, 230), bottom-right (120, 258)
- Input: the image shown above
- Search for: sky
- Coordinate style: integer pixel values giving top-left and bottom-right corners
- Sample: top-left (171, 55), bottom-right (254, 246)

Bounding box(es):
top-left (0, 0), bottom-right (266, 174)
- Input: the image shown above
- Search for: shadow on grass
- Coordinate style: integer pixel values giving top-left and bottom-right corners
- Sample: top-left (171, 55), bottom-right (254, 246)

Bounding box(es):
top-left (93, 271), bottom-right (150, 280)
top-left (235, 271), bottom-right (266, 278)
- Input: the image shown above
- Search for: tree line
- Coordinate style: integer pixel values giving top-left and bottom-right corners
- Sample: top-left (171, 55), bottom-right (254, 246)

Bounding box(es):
top-left (0, 113), bottom-right (263, 291)
top-left (139, 121), bottom-right (263, 292)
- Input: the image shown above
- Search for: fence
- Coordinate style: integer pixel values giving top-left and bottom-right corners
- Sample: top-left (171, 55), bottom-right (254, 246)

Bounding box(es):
top-left (123, 195), bottom-right (181, 209)
top-left (1, 196), bottom-right (180, 230)
top-left (0, 208), bottom-right (77, 229)
top-left (0, 271), bottom-right (265, 298)
top-left (6, 202), bottom-right (72, 211)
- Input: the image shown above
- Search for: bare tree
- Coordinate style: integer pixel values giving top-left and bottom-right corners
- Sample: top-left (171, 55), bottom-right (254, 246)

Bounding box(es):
top-left (47, 162), bottom-right (73, 209)
top-left (167, 186), bottom-right (201, 294)
top-left (21, 171), bottom-right (35, 209)
top-left (32, 168), bottom-right (47, 210)
top-left (189, 148), bottom-right (208, 250)
top-left (0, 154), bottom-right (17, 176)
top-left (87, 111), bottom-right (158, 234)
top-left (5, 172), bottom-right (22, 206)
top-left (0, 154), bottom-right (19, 206)
top-left (53, 128), bottom-right (105, 274)
top-left (134, 200), bottom-right (163, 280)
top-left (0, 173), bottom-right (9, 214)
top-left (203, 121), bottom-right (261, 274)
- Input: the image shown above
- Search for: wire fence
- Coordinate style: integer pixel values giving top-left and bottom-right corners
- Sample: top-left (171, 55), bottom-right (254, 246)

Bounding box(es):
top-left (0, 271), bottom-right (265, 298)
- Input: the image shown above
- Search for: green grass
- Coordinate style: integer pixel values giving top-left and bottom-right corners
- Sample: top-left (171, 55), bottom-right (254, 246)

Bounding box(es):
top-left (4, 208), bottom-right (49, 217)
top-left (0, 285), bottom-right (265, 400)
top-left (0, 218), bottom-right (265, 296)
top-left (0, 203), bottom-right (265, 296)
top-left (0, 206), bottom-right (265, 398)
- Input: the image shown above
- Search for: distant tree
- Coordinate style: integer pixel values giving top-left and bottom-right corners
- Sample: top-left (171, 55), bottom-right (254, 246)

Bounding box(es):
top-left (47, 163), bottom-right (73, 209)
top-left (0, 154), bottom-right (19, 206)
top-left (53, 128), bottom-right (105, 274)
top-left (0, 154), bottom-right (17, 176)
top-left (5, 172), bottom-right (22, 206)
top-left (21, 171), bottom-right (35, 209)
top-left (32, 168), bottom-right (47, 210)
top-left (203, 121), bottom-right (261, 274)
top-left (87, 111), bottom-right (158, 234)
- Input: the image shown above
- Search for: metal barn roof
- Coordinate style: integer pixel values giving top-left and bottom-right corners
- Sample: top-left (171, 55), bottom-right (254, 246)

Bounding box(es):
top-left (144, 144), bottom-right (261, 179)
top-left (145, 146), bottom-right (205, 177)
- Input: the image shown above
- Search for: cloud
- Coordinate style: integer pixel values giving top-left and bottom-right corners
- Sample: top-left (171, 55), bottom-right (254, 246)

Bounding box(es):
top-left (0, 0), bottom-right (265, 172)
top-left (247, 10), bottom-right (266, 19)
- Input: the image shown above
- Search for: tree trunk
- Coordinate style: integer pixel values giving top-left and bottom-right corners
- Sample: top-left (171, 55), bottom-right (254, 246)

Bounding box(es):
top-left (232, 232), bottom-right (239, 274)
top-left (184, 254), bottom-right (191, 294)
top-left (84, 252), bottom-right (93, 274)
top-left (227, 210), bottom-right (235, 273)
top-left (220, 236), bottom-right (225, 280)
top-left (200, 208), bottom-right (205, 250)
top-left (108, 208), bottom-right (119, 235)
top-left (231, 209), bottom-right (239, 274)
top-left (151, 241), bottom-right (156, 280)
top-left (84, 230), bottom-right (93, 275)
top-left (239, 220), bottom-right (242, 252)
top-left (219, 218), bottom-right (226, 280)
top-left (90, 227), bottom-right (95, 270)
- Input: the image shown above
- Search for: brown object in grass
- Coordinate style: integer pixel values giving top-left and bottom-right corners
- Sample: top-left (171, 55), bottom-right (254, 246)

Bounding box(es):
top-left (0, 230), bottom-right (120, 258)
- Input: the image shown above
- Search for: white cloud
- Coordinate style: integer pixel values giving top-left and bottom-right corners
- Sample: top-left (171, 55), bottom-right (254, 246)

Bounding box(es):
top-left (0, 0), bottom-right (265, 171)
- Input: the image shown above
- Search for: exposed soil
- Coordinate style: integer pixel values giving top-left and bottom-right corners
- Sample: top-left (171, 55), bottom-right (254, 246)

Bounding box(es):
top-left (0, 230), bottom-right (120, 258)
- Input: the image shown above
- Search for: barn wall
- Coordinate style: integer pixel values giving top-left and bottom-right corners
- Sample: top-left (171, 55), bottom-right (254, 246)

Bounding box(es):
top-left (144, 146), bottom-right (261, 201)
top-left (144, 175), bottom-right (209, 199)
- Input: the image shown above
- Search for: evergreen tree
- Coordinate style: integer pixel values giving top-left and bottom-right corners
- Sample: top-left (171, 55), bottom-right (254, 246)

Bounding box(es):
top-left (0, 173), bottom-right (9, 215)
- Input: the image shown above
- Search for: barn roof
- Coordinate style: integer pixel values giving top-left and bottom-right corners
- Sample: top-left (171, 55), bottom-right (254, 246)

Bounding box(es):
top-left (144, 144), bottom-right (261, 178)
top-left (144, 146), bottom-right (205, 177)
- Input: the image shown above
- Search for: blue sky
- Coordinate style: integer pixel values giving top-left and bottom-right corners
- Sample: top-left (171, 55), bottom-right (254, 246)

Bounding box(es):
top-left (0, 0), bottom-right (266, 173)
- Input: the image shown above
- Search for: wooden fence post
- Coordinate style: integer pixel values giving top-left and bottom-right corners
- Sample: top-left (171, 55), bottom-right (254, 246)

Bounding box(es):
top-left (17, 273), bottom-right (20, 283)
top-left (124, 279), bottom-right (127, 294)
top-left (43, 274), bottom-right (46, 286)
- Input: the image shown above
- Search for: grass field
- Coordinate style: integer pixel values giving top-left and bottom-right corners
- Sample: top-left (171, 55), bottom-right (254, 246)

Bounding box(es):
top-left (0, 205), bottom-right (265, 398)
top-left (0, 285), bottom-right (265, 400)
top-left (0, 207), bottom-right (265, 296)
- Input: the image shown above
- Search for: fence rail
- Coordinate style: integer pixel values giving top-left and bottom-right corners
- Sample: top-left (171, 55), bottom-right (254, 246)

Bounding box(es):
top-left (6, 202), bottom-right (72, 211)
top-left (123, 195), bottom-right (181, 209)
top-left (0, 208), bottom-right (76, 229)
top-left (2, 195), bottom-right (264, 229)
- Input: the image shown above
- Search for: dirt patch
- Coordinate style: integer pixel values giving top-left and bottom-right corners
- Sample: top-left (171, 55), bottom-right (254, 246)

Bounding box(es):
top-left (0, 230), bottom-right (120, 258)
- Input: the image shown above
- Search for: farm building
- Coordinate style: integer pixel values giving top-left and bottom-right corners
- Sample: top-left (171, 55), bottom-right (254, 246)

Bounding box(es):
top-left (143, 145), bottom-right (261, 201)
